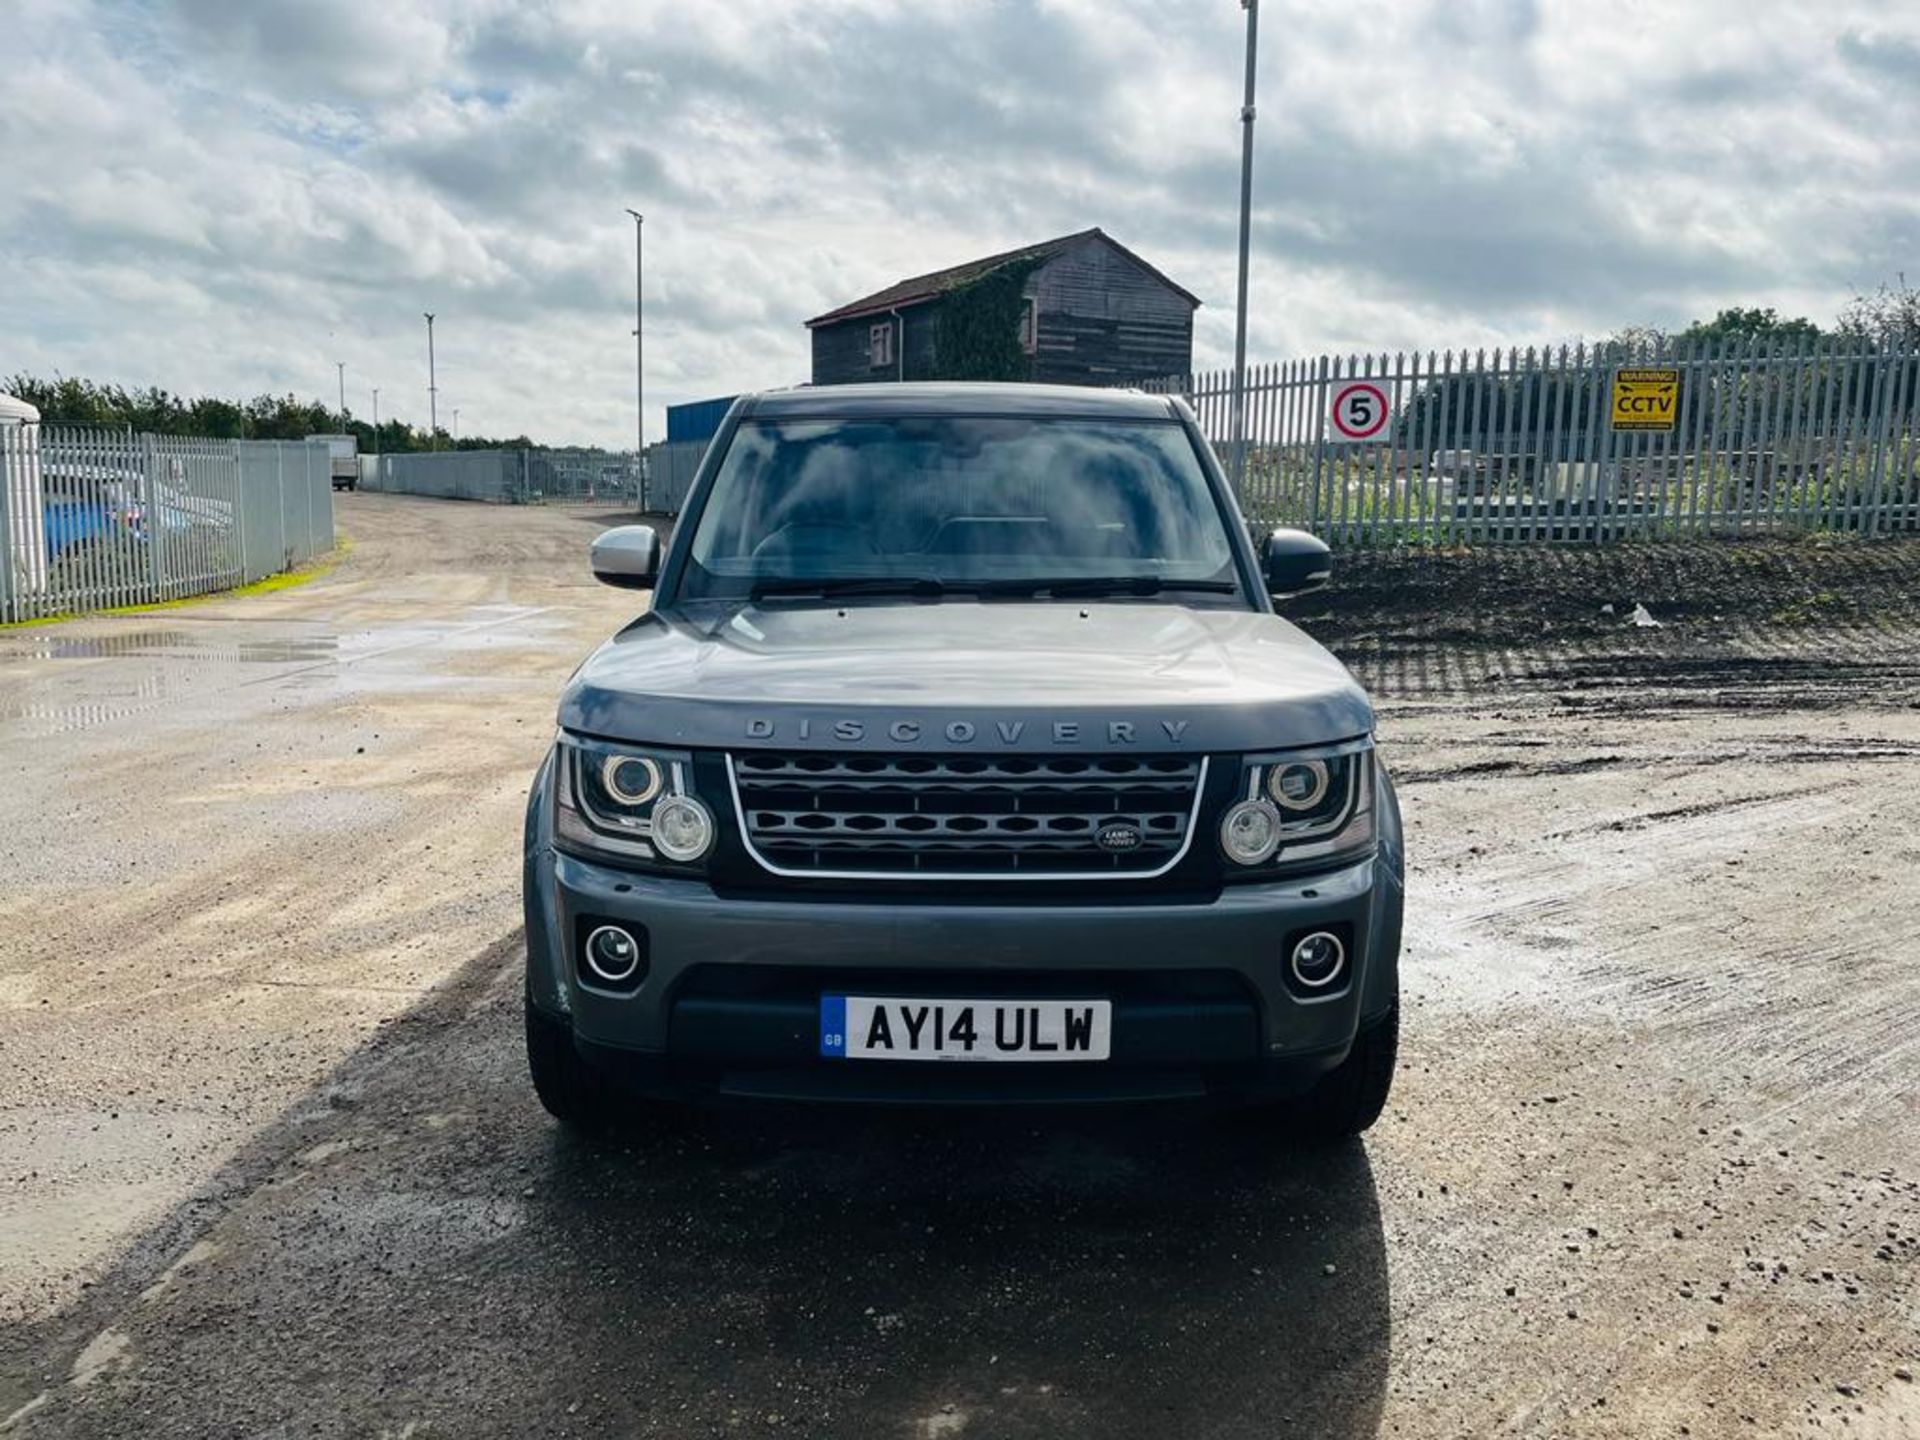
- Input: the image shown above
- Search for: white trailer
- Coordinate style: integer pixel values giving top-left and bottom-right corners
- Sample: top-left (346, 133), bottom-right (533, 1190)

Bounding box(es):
top-left (0, 393), bottom-right (47, 605)
top-left (307, 433), bottom-right (360, 491)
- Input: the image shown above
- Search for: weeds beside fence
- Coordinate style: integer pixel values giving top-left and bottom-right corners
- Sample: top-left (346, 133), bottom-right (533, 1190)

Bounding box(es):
top-left (1151, 338), bottom-right (1920, 545)
top-left (1, 424), bottom-right (333, 623)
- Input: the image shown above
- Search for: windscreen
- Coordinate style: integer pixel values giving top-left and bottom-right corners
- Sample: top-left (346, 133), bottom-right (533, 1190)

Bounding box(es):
top-left (678, 415), bottom-right (1240, 599)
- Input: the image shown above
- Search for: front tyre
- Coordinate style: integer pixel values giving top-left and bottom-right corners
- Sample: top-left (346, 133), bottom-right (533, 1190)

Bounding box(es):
top-left (1286, 1002), bottom-right (1398, 1144)
top-left (525, 995), bottom-right (619, 1134)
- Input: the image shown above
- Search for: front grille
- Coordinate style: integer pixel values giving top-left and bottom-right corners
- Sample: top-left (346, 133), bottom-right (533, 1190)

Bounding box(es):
top-left (728, 751), bottom-right (1207, 878)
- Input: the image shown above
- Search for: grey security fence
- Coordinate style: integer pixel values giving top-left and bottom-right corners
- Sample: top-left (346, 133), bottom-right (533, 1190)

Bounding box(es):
top-left (360, 449), bottom-right (519, 502)
top-left (1151, 338), bottom-right (1920, 544)
top-left (0, 425), bottom-right (332, 623)
top-left (643, 439), bottom-right (706, 515)
top-left (361, 447), bottom-right (642, 505)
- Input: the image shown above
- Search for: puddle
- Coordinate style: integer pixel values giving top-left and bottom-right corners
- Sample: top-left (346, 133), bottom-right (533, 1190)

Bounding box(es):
top-left (11, 630), bottom-right (339, 664)
top-left (0, 672), bottom-right (176, 735)
top-left (0, 605), bottom-right (557, 737)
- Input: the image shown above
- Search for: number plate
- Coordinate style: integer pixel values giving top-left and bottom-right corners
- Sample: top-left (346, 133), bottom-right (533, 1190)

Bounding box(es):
top-left (820, 996), bottom-right (1111, 1063)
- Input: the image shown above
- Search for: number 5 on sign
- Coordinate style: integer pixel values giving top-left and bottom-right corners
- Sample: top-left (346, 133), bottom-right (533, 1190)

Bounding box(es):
top-left (1329, 380), bottom-right (1390, 443)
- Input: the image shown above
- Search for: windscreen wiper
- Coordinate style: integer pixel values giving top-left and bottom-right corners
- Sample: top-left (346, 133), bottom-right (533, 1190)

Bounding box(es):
top-left (749, 576), bottom-right (951, 601)
top-left (975, 576), bottom-right (1239, 599)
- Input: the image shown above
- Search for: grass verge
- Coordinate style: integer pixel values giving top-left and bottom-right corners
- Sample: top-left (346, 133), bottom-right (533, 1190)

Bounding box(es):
top-left (0, 536), bottom-right (351, 632)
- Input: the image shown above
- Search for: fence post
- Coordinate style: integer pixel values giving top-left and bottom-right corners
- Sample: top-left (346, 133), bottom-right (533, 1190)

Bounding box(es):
top-left (1862, 344), bottom-right (1899, 536)
top-left (309, 443), bottom-right (323, 555)
top-left (233, 440), bottom-right (250, 582)
top-left (1308, 355), bottom-right (1328, 531)
top-left (143, 434), bottom-right (166, 603)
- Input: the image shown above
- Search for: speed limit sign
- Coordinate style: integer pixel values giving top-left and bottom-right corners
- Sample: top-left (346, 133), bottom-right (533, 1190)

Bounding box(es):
top-left (1329, 380), bottom-right (1390, 443)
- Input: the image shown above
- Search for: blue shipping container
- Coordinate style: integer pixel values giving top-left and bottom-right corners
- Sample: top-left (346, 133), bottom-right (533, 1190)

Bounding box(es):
top-left (665, 395), bottom-right (738, 445)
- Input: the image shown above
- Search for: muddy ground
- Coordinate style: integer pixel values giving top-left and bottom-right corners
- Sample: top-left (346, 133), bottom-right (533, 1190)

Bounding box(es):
top-left (0, 494), bottom-right (1916, 1438)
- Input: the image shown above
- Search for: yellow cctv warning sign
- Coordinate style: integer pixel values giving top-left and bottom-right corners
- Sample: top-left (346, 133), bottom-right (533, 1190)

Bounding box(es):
top-left (1611, 368), bottom-right (1679, 431)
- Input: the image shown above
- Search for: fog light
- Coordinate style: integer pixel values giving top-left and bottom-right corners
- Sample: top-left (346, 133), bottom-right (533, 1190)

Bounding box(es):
top-left (1290, 930), bottom-right (1346, 989)
top-left (1220, 798), bottom-right (1282, 865)
top-left (650, 794), bottom-right (714, 862)
top-left (584, 924), bottom-right (642, 983)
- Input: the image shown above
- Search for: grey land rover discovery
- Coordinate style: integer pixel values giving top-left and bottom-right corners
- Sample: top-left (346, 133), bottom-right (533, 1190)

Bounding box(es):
top-left (522, 382), bottom-right (1402, 1139)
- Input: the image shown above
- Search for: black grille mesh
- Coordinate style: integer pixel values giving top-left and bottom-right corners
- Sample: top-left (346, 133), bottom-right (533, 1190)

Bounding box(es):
top-left (730, 752), bottom-right (1203, 876)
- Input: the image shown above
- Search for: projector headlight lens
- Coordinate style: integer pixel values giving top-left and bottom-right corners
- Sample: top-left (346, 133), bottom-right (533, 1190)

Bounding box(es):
top-left (1267, 759), bottom-right (1329, 810)
top-left (600, 754), bottom-right (663, 807)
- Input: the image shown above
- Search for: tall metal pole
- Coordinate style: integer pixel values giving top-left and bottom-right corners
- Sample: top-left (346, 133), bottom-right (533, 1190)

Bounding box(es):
top-left (1229, 0), bottom-right (1260, 500)
top-left (452, 408), bottom-right (461, 444)
top-left (336, 361), bottom-right (346, 419)
top-left (371, 387), bottom-right (381, 456)
top-left (424, 312), bottom-right (438, 450)
top-left (625, 208), bottom-right (645, 509)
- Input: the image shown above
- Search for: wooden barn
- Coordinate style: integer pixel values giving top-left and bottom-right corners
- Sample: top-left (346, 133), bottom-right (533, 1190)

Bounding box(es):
top-left (804, 228), bottom-right (1198, 389)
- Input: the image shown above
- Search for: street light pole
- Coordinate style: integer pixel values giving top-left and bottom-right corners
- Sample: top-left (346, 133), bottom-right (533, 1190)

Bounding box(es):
top-left (452, 408), bottom-right (460, 444)
top-left (624, 208), bottom-right (646, 509)
top-left (371, 387), bottom-right (381, 456)
top-left (424, 312), bottom-right (438, 450)
top-left (1229, 0), bottom-right (1260, 500)
top-left (336, 360), bottom-right (347, 419)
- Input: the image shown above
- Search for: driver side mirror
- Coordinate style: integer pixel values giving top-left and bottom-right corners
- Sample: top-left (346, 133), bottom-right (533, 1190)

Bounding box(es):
top-left (590, 525), bottom-right (661, 590)
top-left (1263, 528), bottom-right (1332, 597)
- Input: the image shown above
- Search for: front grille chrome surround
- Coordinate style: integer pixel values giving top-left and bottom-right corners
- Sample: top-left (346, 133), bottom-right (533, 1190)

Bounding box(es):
top-left (726, 751), bottom-right (1210, 881)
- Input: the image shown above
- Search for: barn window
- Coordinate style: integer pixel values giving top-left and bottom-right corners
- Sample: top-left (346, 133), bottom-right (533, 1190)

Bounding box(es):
top-left (1018, 298), bottom-right (1038, 355)
top-left (869, 322), bottom-right (894, 369)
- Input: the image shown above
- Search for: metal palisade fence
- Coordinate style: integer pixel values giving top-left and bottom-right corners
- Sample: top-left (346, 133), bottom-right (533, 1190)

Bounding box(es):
top-left (1, 425), bottom-right (333, 623)
top-left (1151, 338), bottom-right (1920, 544)
top-left (361, 446), bottom-right (643, 505)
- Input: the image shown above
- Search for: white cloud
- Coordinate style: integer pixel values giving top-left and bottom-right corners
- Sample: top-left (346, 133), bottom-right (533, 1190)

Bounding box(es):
top-left (1, 0), bottom-right (1916, 445)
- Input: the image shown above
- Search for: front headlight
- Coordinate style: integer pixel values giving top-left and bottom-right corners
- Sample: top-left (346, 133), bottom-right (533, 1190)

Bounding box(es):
top-left (552, 735), bottom-right (713, 868)
top-left (1219, 742), bottom-right (1375, 874)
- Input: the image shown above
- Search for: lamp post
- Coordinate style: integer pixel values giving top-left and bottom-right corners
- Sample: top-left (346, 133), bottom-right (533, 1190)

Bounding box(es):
top-left (424, 312), bottom-right (439, 449)
top-left (336, 360), bottom-right (347, 420)
top-left (624, 208), bottom-right (645, 508)
top-left (1228, 0), bottom-right (1260, 499)
top-left (452, 408), bottom-right (460, 444)
top-left (371, 387), bottom-right (381, 457)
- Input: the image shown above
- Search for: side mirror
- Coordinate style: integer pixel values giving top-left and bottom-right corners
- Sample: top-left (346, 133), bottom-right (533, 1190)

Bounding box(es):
top-left (590, 525), bottom-right (660, 590)
top-left (1263, 528), bottom-right (1332, 597)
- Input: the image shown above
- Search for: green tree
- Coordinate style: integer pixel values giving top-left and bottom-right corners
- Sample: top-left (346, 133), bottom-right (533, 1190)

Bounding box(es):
top-left (1836, 276), bottom-right (1920, 349)
top-left (1674, 307), bottom-right (1824, 350)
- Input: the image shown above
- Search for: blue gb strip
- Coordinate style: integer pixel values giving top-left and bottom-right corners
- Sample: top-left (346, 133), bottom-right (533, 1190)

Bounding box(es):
top-left (819, 994), bottom-right (848, 1058)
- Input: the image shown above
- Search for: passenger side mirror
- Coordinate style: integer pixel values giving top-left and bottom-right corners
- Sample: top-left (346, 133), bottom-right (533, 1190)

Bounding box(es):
top-left (590, 525), bottom-right (661, 590)
top-left (1263, 528), bottom-right (1332, 597)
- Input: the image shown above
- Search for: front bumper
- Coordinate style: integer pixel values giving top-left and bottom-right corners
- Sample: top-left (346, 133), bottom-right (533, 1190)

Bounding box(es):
top-left (524, 840), bottom-right (1403, 1106)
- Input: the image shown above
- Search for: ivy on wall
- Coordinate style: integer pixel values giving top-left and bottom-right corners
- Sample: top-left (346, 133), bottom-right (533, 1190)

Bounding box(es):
top-left (931, 258), bottom-right (1042, 382)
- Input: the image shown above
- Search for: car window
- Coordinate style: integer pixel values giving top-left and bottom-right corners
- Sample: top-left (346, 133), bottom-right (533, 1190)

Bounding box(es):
top-left (680, 416), bottom-right (1238, 599)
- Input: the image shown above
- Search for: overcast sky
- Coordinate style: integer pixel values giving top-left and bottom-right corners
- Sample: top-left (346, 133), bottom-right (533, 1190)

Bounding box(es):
top-left (4, 0), bottom-right (1917, 447)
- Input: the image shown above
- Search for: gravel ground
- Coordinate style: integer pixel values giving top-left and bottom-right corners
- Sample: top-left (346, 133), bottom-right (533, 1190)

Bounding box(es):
top-left (1, 494), bottom-right (1916, 1437)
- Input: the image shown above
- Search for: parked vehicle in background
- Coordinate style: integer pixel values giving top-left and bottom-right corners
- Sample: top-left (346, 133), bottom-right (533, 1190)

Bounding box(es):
top-left (309, 434), bottom-right (359, 491)
top-left (522, 383), bottom-right (1404, 1143)
top-left (35, 454), bottom-right (238, 589)
top-left (39, 462), bottom-right (145, 565)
